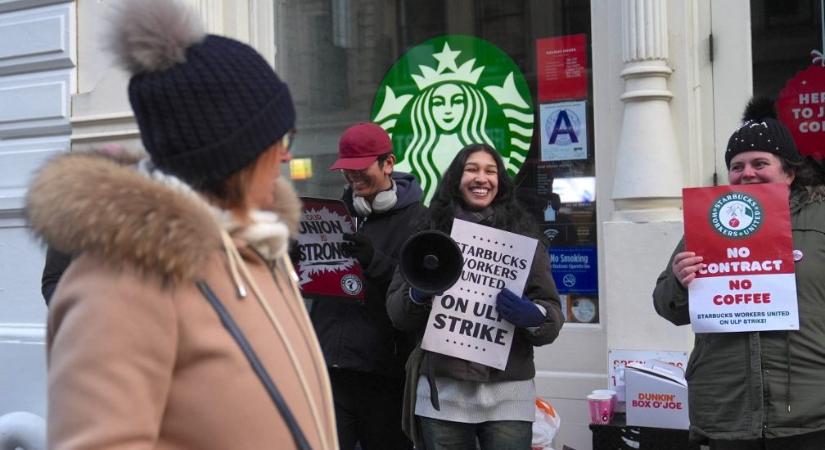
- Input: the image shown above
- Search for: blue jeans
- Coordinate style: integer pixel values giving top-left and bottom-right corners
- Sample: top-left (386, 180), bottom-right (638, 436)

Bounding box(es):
top-left (418, 416), bottom-right (532, 450)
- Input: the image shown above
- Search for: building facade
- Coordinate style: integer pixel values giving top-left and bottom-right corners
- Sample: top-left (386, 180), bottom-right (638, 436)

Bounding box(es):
top-left (1, 0), bottom-right (821, 448)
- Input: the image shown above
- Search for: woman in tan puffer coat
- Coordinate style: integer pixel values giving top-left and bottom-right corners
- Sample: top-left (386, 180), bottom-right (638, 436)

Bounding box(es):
top-left (25, 0), bottom-right (336, 448)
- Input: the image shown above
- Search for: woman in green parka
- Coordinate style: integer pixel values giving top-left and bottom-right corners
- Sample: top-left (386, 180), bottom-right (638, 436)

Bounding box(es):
top-left (653, 97), bottom-right (825, 450)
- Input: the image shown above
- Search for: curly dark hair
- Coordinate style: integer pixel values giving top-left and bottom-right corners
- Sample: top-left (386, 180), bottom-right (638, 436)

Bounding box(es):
top-left (786, 156), bottom-right (825, 193)
top-left (423, 143), bottom-right (539, 238)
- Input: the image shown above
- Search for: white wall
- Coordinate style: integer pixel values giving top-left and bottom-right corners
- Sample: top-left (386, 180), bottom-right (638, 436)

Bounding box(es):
top-left (0, 0), bottom-right (75, 420)
top-left (0, 219), bottom-right (48, 418)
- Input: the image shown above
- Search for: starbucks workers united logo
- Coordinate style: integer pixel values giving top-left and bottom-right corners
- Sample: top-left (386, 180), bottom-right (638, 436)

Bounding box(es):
top-left (709, 192), bottom-right (763, 238)
top-left (371, 36), bottom-right (534, 204)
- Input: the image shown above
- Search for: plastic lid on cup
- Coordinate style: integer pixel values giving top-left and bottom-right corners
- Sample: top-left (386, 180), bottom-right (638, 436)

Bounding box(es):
top-left (587, 393), bottom-right (613, 400)
top-left (592, 389), bottom-right (616, 397)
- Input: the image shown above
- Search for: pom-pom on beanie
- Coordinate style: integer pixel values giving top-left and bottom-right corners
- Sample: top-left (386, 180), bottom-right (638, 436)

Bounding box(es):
top-left (107, 0), bottom-right (295, 186)
top-left (725, 97), bottom-right (800, 169)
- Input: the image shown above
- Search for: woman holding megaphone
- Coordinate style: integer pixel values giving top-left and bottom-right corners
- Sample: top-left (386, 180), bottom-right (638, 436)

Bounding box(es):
top-left (387, 143), bottom-right (565, 449)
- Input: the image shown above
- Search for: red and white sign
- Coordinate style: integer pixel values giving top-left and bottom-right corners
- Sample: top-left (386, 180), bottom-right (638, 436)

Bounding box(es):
top-left (683, 184), bottom-right (798, 333)
top-left (296, 198), bottom-right (364, 300)
top-left (777, 65), bottom-right (825, 160)
top-left (535, 34), bottom-right (588, 102)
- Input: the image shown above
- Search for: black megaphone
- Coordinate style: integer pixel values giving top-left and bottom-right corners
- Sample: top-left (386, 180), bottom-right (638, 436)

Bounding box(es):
top-left (399, 230), bottom-right (464, 295)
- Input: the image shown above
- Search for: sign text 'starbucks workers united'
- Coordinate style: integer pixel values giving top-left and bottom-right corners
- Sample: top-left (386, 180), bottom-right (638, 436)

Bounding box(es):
top-left (371, 36), bottom-right (534, 204)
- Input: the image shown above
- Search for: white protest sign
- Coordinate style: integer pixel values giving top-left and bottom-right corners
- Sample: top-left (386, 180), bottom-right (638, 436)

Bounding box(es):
top-left (421, 219), bottom-right (537, 370)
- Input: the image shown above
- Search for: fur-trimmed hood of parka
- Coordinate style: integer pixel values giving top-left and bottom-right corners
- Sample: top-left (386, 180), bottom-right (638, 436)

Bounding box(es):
top-left (26, 152), bottom-right (301, 285)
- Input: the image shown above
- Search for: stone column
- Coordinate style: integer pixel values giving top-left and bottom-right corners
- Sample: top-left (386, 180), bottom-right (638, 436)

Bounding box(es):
top-left (603, 0), bottom-right (693, 354)
top-left (612, 0), bottom-right (683, 221)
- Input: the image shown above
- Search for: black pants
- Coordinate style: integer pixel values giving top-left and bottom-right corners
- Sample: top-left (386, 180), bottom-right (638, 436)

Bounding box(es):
top-left (329, 368), bottom-right (412, 450)
top-left (709, 430), bottom-right (825, 450)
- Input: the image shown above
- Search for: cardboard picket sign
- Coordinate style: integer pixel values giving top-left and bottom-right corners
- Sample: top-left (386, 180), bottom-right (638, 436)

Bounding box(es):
top-left (421, 219), bottom-right (537, 370)
top-left (295, 198), bottom-right (364, 300)
top-left (683, 184), bottom-right (798, 333)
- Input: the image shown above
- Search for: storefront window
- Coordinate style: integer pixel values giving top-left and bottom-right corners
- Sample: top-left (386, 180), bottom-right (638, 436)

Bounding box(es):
top-left (277, 0), bottom-right (598, 323)
top-left (751, 0), bottom-right (825, 160)
top-left (751, 0), bottom-right (823, 97)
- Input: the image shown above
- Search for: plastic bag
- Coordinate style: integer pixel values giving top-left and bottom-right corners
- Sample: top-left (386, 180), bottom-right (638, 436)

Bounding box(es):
top-left (531, 397), bottom-right (561, 450)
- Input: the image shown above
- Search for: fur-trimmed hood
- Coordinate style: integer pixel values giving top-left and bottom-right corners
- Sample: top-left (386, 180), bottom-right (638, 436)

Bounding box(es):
top-left (26, 152), bottom-right (301, 284)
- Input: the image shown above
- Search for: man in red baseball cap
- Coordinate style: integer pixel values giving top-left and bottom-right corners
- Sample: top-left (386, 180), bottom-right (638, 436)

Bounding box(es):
top-left (329, 123), bottom-right (397, 205)
top-left (312, 122), bottom-right (424, 449)
top-left (329, 122), bottom-right (394, 171)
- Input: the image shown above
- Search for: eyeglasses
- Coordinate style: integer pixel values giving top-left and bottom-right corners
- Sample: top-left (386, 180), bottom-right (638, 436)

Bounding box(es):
top-left (281, 130), bottom-right (296, 152)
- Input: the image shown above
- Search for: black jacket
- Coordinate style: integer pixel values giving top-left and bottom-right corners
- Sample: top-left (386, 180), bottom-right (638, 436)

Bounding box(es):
top-left (310, 172), bottom-right (425, 378)
top-left (42, 247), bottom-right (72, 305)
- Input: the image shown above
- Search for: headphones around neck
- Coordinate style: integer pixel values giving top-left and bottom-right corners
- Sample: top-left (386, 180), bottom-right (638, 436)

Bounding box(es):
top-left (352, 179), bottom-right (397, 216)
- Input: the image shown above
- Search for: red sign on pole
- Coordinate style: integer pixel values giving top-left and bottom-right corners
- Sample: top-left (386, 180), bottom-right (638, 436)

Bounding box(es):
top-left (296, 198), bottom-right (364, 300)
top-left (535, 34), bottom-right (588, 102)
top-left (682, 184), bottom-right (798, 333)
top-left (776, 65), bottom-right (825, 160)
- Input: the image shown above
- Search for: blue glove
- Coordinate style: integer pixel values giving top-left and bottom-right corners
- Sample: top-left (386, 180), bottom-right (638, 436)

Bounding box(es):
top-left (409, 287), bottom-right (434, 305)
top-left (496, 288), bottom-right (545, 328)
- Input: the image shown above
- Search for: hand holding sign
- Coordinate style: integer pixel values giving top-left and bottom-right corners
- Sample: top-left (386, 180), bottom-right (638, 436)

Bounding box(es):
top-left (671, 251), bottom-right (703, 287)
top-left (496, 288), bottom-right (545, 327)
top-left (410, 287), bottom-right (438, 305)
top-left (341, 232), bottom-right (374, 267)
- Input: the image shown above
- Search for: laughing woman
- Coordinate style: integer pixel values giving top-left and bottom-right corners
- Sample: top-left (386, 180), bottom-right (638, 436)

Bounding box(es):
top-left (387, 143), bottom-right (565, 450)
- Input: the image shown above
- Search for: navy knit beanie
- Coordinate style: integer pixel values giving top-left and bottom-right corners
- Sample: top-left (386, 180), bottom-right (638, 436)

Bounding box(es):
top-left (108, 0), bottom-right (295, 186)
top-left (725, 97), bottom-right (800, 169)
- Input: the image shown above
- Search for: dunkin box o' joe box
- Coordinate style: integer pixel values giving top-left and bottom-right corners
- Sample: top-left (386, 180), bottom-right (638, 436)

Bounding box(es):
top-left (625, 360), bottom-right (689, 430)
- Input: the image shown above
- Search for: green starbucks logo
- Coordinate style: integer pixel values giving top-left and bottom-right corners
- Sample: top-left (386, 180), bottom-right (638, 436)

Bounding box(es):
top-left (372, 36), bottom-right (534, 204)
top-left (709, 192), bottom-right (763, 238)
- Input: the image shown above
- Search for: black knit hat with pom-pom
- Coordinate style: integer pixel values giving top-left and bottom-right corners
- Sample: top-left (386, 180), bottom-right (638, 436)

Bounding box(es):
top-left (108, 0), bottom-right (295, 186)
top-left (725, 97), bottom-right (800, 169)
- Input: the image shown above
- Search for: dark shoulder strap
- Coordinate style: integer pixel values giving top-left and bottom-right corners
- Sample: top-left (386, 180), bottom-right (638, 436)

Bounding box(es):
top-left (197, 280), bottom-right (313, 450)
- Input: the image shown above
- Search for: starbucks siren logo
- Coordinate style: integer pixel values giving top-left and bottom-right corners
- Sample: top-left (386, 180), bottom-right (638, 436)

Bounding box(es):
top-left (709, 192), bottom-right (763, 238)
top-left (372, 36), bottom-right (534, 204)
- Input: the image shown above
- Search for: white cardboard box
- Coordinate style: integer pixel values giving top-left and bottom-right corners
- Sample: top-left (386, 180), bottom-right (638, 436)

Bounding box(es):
top-left (625, 360), bottom-right (689, 430)
top-left (607, 349), bottom-right (689, 413)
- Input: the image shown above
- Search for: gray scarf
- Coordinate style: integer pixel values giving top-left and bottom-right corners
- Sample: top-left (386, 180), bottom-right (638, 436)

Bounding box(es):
top-left (452, 205), bottom-right (494, 226)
